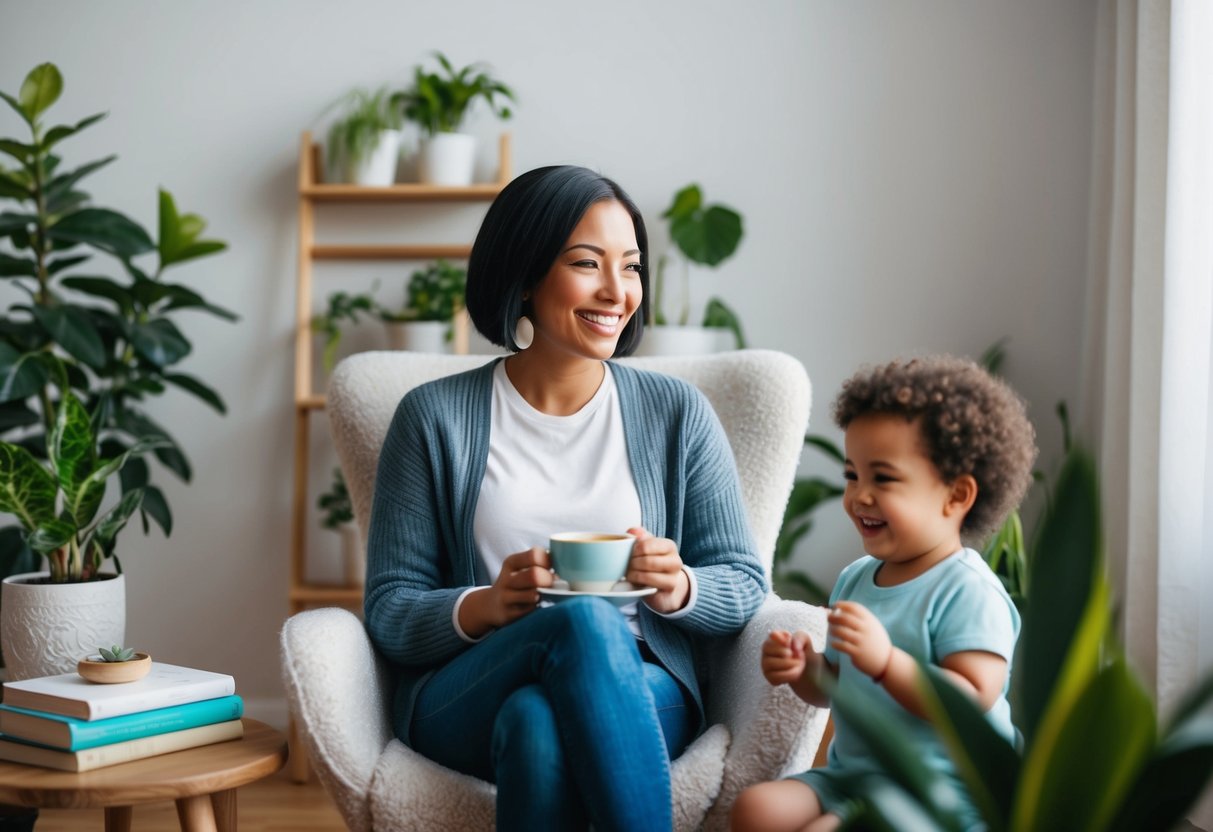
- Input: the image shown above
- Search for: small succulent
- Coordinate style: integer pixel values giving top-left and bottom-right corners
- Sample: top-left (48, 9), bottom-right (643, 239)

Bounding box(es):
top-left (97, 645), bottom-right (138, 662)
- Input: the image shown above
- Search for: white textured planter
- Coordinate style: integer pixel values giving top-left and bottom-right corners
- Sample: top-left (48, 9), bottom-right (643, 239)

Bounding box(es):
top-left (385, 320), bottom-right (449, 353)
top-left (1, 572), bottom-right (125, 681)
top-left (348, 129), bottom-right (402, 186)
top-left (419, 133), bottom-right (476, 186)
top-left (633, 325), bottom-right (725, 356)
top-left (338, 522), bottom-right (365, 587)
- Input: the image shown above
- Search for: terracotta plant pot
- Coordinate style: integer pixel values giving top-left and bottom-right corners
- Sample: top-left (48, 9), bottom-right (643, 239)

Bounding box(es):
top-left (77, 652), bottom-right (152, 684)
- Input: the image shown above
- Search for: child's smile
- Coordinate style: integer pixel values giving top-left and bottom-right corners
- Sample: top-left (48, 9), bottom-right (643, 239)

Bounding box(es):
top-left (842, 413), bottom-right (975, 585)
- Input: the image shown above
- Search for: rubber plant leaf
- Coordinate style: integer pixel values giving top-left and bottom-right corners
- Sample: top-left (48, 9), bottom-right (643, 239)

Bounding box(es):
top-left (47, 207), bottom-right (154, 261)
top-left (18, 63), bottom-right (62, 123)
top-left (30, 303), bottom-right (108, 370)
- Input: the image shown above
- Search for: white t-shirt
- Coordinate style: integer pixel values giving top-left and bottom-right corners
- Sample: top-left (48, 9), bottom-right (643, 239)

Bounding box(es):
top-left (455, 360), bottom-right (698, 641)
top-left (473, 361), bottom-right (643, 566)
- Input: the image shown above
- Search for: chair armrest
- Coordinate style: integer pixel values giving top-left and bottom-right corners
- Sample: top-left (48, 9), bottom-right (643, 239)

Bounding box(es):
top-left (703, 597), bottom-right (831, 830)
top-left (280, 608), bottom-right (393, 811)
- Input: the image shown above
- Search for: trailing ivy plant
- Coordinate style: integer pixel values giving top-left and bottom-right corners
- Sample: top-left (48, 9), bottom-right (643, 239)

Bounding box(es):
top-left (0, 62), bottom-right (235, 580)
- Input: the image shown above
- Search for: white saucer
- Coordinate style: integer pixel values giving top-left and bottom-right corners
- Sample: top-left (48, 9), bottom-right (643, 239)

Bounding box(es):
top-left (538, 581), bottom-right (657, 608)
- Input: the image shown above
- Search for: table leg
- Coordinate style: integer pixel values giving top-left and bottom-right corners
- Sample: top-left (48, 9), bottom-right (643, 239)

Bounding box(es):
top-left (288, 715), bottom-right (311, 783)
top-left (104, 805), bottom-right (133, 832)
top-left (175, 794), bottom-right (218, 832)
top-left (211, 788), bottom-right (237, 832)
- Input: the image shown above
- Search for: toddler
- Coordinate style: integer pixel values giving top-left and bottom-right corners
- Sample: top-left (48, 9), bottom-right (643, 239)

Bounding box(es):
top-left (731, 355), bottom-right (1037, 832)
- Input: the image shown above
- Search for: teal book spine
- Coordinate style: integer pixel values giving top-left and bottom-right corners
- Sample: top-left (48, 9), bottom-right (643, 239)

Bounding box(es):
top-left (0, 695), bottom-right (243, 751)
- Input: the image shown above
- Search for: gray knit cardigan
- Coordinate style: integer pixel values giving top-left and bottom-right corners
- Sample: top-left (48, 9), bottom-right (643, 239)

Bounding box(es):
top-left (363, 359), bottom-right (768, 745)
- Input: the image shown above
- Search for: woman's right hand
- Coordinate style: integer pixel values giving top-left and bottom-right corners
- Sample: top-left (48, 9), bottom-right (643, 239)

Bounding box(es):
top-left (460, 547), bottom-right (554, 636)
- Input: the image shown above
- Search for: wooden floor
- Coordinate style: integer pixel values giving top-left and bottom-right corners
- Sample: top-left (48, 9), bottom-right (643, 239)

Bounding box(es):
top-left (27, 769), bottom-right (346, 831)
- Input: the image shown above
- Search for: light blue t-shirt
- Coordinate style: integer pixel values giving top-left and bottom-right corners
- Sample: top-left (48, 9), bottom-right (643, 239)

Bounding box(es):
top-left (819, 547), bottom-right (1020, 778)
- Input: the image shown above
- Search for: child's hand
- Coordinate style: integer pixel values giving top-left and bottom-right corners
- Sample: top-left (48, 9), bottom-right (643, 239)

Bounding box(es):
top-left (761, 630), bottom-right (807, 686)
top-left (829, 601), bottom-right (893, 680)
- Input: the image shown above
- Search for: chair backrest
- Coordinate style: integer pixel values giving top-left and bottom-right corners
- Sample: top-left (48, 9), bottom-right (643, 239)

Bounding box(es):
top-left (326, 349), bottom-right (811, 576)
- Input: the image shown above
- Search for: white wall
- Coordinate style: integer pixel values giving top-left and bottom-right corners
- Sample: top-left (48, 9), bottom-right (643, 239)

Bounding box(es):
top-left (0, 0), bottom-right (1097, 717)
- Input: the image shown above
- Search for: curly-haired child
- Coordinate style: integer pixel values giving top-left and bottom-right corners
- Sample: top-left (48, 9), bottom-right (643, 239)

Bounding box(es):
top-left (731, 355), bottom-right (1038, 832)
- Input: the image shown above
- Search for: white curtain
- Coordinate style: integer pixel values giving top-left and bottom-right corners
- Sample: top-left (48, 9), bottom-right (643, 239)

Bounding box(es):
top-left (1082, 0), bottom-right (1213, 826)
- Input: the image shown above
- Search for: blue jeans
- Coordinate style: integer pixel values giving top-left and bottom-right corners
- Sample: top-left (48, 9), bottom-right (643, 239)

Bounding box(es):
top-left (410, 597), bottom-right (695, 831)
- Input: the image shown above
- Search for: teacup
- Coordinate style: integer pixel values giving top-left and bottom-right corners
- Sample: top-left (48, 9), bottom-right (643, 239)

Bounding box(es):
top-left (549, 532), bottom-right (635, 592)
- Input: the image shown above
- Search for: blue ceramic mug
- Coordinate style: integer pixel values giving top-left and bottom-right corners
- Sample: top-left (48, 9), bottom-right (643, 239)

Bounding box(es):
top-left (549, 532), bottom-right (635, 592)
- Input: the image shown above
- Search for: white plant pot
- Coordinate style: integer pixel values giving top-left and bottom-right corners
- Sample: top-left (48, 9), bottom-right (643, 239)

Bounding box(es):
top-left (385, 320), bottom-right (449, 353)
top-left (338, 522), bottom-right (365, 587)
top-left (347, 129), bottom-right (401, 186)
top-left (1, 572), bottom-right (125, 681)
top-left (419, 133), bottom-right (476, 186)
top-left (633, 325), bottom-right (725, 357)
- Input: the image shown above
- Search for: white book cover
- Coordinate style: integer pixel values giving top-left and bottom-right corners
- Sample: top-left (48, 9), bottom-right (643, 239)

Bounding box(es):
top-left (2, 663), bottom-right (236, 721)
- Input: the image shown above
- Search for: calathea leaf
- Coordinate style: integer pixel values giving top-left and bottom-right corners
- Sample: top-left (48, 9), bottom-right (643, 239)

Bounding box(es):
top-left (88, 487), bottom-right (144, 558)
top-left (27, 517), bottom-right (75, 555)
top-left (0, 442), bottom-right (58, 531)
top-left (49, 392), bottom-right (100, 524)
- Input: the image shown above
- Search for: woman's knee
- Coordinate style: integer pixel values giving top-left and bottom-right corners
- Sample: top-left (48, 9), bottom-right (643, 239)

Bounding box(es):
top-left (546, 596), bottom-right (635, 651)
top-left (492, 685), bottom-right (563, 773)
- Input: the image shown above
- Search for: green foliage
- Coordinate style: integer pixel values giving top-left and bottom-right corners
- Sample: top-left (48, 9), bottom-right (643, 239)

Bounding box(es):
top-left (830, 449), bottom-right (1213, 831)
top-left (0, 63), bottom-right (234, 580)
top-left (325, 86), bottom-right (402, 176)
top-left (386, 260), bottom-right (466, 325)
top-left (311, 260), bottom-right (467, 370)
top-left (310, 289), bottom-right (378, 372)
top-left (653, 184), bottom-right (745, 328)
top-left (0, 383), bottom-right (166, 582)
top-left (392, 51), bottom-right (515, 136)
top-left (772, 434), bottom-right (845, 606)
top-left (317, 468), bottom-right (353, 530)
top-left (97, 644), bottom-right (136, 662)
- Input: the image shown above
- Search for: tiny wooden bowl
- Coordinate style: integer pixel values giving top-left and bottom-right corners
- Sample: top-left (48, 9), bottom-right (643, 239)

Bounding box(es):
top-left (78, 652), bottom-right (152, 684)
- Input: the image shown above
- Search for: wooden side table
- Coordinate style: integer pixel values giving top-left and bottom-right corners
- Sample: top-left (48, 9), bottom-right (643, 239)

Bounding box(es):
top-left (0, 718), bottom-right (286, 832)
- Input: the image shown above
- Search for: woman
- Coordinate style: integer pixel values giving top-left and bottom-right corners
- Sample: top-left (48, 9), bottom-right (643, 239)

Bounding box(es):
top-left (364, 165), bottom-right (766, 830)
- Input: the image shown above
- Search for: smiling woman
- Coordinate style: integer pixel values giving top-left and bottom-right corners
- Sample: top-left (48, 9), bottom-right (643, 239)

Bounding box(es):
top-left (363, 164), bottom-right (768, 831)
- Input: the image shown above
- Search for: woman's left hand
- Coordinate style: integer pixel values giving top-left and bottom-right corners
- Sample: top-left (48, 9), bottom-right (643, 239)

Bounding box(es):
top-left (626, 526), bottom-right (690, 613)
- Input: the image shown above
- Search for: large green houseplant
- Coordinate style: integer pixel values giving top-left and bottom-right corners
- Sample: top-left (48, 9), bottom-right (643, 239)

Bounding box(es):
top-left (827, 449), bottom-right (1213, 831)
top-left (0, 63), bottom-right (234, 676)
top-left (391, 51), bottom-right (516, 186)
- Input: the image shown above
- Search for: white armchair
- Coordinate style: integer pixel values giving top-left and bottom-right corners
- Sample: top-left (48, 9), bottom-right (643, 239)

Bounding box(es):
top-left (280, 349), bottom-right (830, 831)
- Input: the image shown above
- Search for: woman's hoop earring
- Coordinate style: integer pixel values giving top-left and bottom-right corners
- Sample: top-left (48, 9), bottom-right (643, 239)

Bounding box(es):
top-left (514, 315), bottom-right (534, 350)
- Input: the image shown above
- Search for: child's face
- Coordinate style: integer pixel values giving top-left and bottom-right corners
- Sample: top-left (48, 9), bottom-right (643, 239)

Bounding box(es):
top-left (842, 413), bottom-right (968, 572)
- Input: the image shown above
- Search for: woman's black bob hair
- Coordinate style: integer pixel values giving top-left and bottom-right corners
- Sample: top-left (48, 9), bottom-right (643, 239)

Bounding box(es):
top-left (465, 165), bottom-right (650, 356)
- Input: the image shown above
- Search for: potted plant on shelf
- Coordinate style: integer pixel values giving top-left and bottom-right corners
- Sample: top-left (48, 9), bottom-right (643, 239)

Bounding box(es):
top-left (636, 183), bottom-right (747, 356)
top-left (318, 468), bottom-right (362, 586)
top-left (0, 63), bottom-right (235, 680)
top-left (381, 260), bottom-right (467, 352)
top-left (311, 261), bottom-right (467, 365)
top-left (325, 86), bottom-right (404, 186)
top-left (392, 51), bottom-right (515, 186)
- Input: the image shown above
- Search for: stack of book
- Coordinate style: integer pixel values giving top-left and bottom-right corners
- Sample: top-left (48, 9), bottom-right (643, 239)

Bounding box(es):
top-left (0, 662), bottom-right (242, 772)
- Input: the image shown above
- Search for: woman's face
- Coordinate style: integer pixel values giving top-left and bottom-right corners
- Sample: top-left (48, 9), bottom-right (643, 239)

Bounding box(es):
top-left (526, 199), bottom-right (642, 362)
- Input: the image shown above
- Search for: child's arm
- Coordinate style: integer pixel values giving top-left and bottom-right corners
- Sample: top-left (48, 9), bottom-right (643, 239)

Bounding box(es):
top-left (828, 601), bottom-right (1008, 719)
top-left (762, 629), bottom-right (834, 707)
